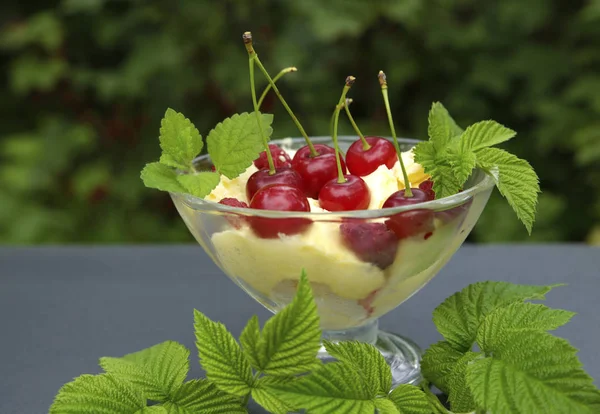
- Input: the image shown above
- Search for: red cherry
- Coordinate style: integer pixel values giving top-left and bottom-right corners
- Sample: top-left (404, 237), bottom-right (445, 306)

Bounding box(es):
top-left (219, 198), bottom-right (248, 208)
top-left (318, 175), bottom-right (370, 211)
top-left (246, 167), bottom-right (304, 202)
top-left (249, 185), bottom-right (312, 238)
top-left (254, 144), bottom-right (292, 169)
top-left (345, 136), bottom-right (397, 176)
top-left (340, 222), bottom-right (399, 269)
top-left (382, 189), bottom-right (435, 239)
top-left (218, 198), bottom-right (249, 229)
top-left (292, 144), bottom-right (346, 198)
top-left (418, 179), bottom-right (436, 199)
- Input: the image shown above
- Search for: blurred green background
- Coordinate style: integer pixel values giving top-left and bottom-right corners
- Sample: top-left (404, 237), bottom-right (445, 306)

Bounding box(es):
top-left (1, 0), bottom-right (599, 244)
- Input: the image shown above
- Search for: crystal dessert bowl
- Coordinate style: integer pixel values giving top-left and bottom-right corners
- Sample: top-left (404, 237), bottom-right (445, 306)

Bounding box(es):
top-left (170, 136), bottom-right (495, 386)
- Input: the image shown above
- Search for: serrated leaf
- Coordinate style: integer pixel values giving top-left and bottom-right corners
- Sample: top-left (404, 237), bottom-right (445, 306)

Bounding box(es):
top-left (446, 352), bottom-right (480, 413)
top-left (137, 407), bottom-right (166, 413)
top-left (467, 330), bottom-right (600, 414)
top-left (100, 341), bottom-right (189, 402)
top-left (460, 120), bottom-right (516, 152)
top-left (271, 362), bottom-right (376, 413)
top-left (159, 153), bottom-right (185, 169)
top-left (252, 376), bottom-right (298, 414)
top-left (427, 101), bottom-right (463, 151)
top-left (141, 163), bottom-right (186, 194)
top-left (374, 398), bottom-right (401, 413)
top-left (176, 171), bottom-right (220, 198)
top-left (431, 163), bottom-right (462, 199)
top-left (256, 270), bottom-right (321, 376)
top-left (193, 310), bottom-right (253, 396)
top-left (413, 140), bottom-right (462, 198)
top-left (432, 281), bottom-right (561, 351)
top-left (476, 147), bottom-right (540, 234)
top-left (420, 341), bottom-right (463, 394)
top-left (159, 108), bottom-right (203, 170)
top-left (477, 302), bottom-right (575, 351)
top-left (239, 315), bottom-right (262, 370)
top-left (162, 379), bottom-right (246, 413)
top-left (388, 384), bottom-right (431, 414)
top-left (412, 141), bottom-right (437, 172)
top-left (324, 340), bottom-right (391, 396)
top-left (50, 374), bottom-right (145, 413)
top-left (446, 142), bottom-right (477, 184)
top-left (207, 112), bottom-right (273, 179)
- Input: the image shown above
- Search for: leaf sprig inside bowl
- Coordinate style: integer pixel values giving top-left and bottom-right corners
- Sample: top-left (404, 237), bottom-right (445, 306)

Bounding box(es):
top-left (50, 272), bottom-right (600, 414)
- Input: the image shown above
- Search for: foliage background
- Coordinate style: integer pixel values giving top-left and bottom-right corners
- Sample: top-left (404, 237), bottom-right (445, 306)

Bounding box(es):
top-left (1, 0), bottom-right (599, 244)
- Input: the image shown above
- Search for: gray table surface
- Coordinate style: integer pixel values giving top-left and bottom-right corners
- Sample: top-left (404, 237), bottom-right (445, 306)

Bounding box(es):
top-left (1, 245), bottom-right (599, 413)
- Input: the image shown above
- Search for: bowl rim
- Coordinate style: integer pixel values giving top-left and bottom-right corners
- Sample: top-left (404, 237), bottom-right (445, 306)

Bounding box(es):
top-left (170, 136), bottom-right (496, 219)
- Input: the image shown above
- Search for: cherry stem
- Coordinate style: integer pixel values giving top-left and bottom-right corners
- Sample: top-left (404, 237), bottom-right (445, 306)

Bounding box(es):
top-left (379, 70), bottom-right (412, 197)
top-left (343, 98), bottom-right (370, 151)
top-left (258, 67), bottom-right (297, 109)
top-left (243, 31), bottom-right (317, 157)
top-left (244, 33), bottom-right (275, 174)
top-left (332, 76), bottom-right (356, 183)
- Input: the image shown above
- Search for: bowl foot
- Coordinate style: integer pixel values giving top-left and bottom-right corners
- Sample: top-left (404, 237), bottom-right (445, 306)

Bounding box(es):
top-left (318, 320), bottom-right (422, 387)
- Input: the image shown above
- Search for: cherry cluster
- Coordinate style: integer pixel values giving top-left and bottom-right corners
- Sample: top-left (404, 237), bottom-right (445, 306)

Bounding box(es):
top-left (214, 31), bottom-right (462, 270)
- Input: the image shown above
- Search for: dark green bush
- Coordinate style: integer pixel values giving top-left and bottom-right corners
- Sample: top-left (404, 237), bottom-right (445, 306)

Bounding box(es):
top-left (1, 0), bottom-right (599, 244)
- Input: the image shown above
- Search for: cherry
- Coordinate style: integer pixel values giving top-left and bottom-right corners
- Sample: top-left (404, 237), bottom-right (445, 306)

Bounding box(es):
top-left (317, 76), bottom-right (371, 211)
top-left (418, 179), bottom-right (436, 199)
top-left (219, 198), bottom-right (248, 208)
top-left (218, 198), bottom-right (249, 229)
top-left (346, 136), bottom-right (397, 176)
top-left (382, 188), bottom-right (435, 239)
top-left (340, 222), bottom-right (399, 269)
top-left (291, 144), bottom-right (346, 198)
top-left (254, 144), bottom-right (292, 169)
top-left (319, 175), bottom-right (370, 211)
top-left (249, 184), bottom-right (311, 238)
top-left (246, 167), bottom-right (304, 202)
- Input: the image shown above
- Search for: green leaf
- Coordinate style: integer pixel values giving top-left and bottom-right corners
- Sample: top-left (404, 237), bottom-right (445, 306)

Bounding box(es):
top-left (432, 281), bottom-right (561, 351)
top-left (427, 101), bottom-right (463, 151)
top-left (467, 330), bottom-right (600, 414)
top-left (374, 398), bottom-right (401, 413)
top-left (176, 172), bottom-right (220, 198)
top-left (324, 340), bottom-right (392, 395)
top-left (430, 163), bottom-right (462, 199)
top-left (207, 112), bottom-right (273, 179)
top-left (255, 270), bottom-right (321, 376)
top-left (252, 376), bottom-right (298, 414)
top-left (99, 341), bottom-right (189, 402)
top-left (459, 120), bottom-right (516, 152)
top-left (388, 384), bottom-right (431, 414)
top-left (477, 302), bottom-right (575, 350)
top-left (446, 143), bottom-right (477, 184)
top-left (446, 352), bottom-right (480, 413)
top-left (271, 362), bottom-right (376, 413)
top-left (137, 407), bottom-right (167, 413)
top-left (476, 147), bottom-right (541, 234)
top-left (193, 310), bottom-right (253, 397)
top-left (159, 108), bottom-right (203, 170)
top-left (50, 374), bottom-right (145, 413)
top-left (140, 163), bottom-right (186, 194)
top-left (163, 379), bottom-right (246, 413)
top-left (420, 341), bottom-right (464, 394)
top-left (239, 315), bottom-right (262, 371)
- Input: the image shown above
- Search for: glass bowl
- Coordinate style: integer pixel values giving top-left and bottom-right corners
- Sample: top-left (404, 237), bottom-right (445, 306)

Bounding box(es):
top-left (170, 136), bottom-right (495, 386)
